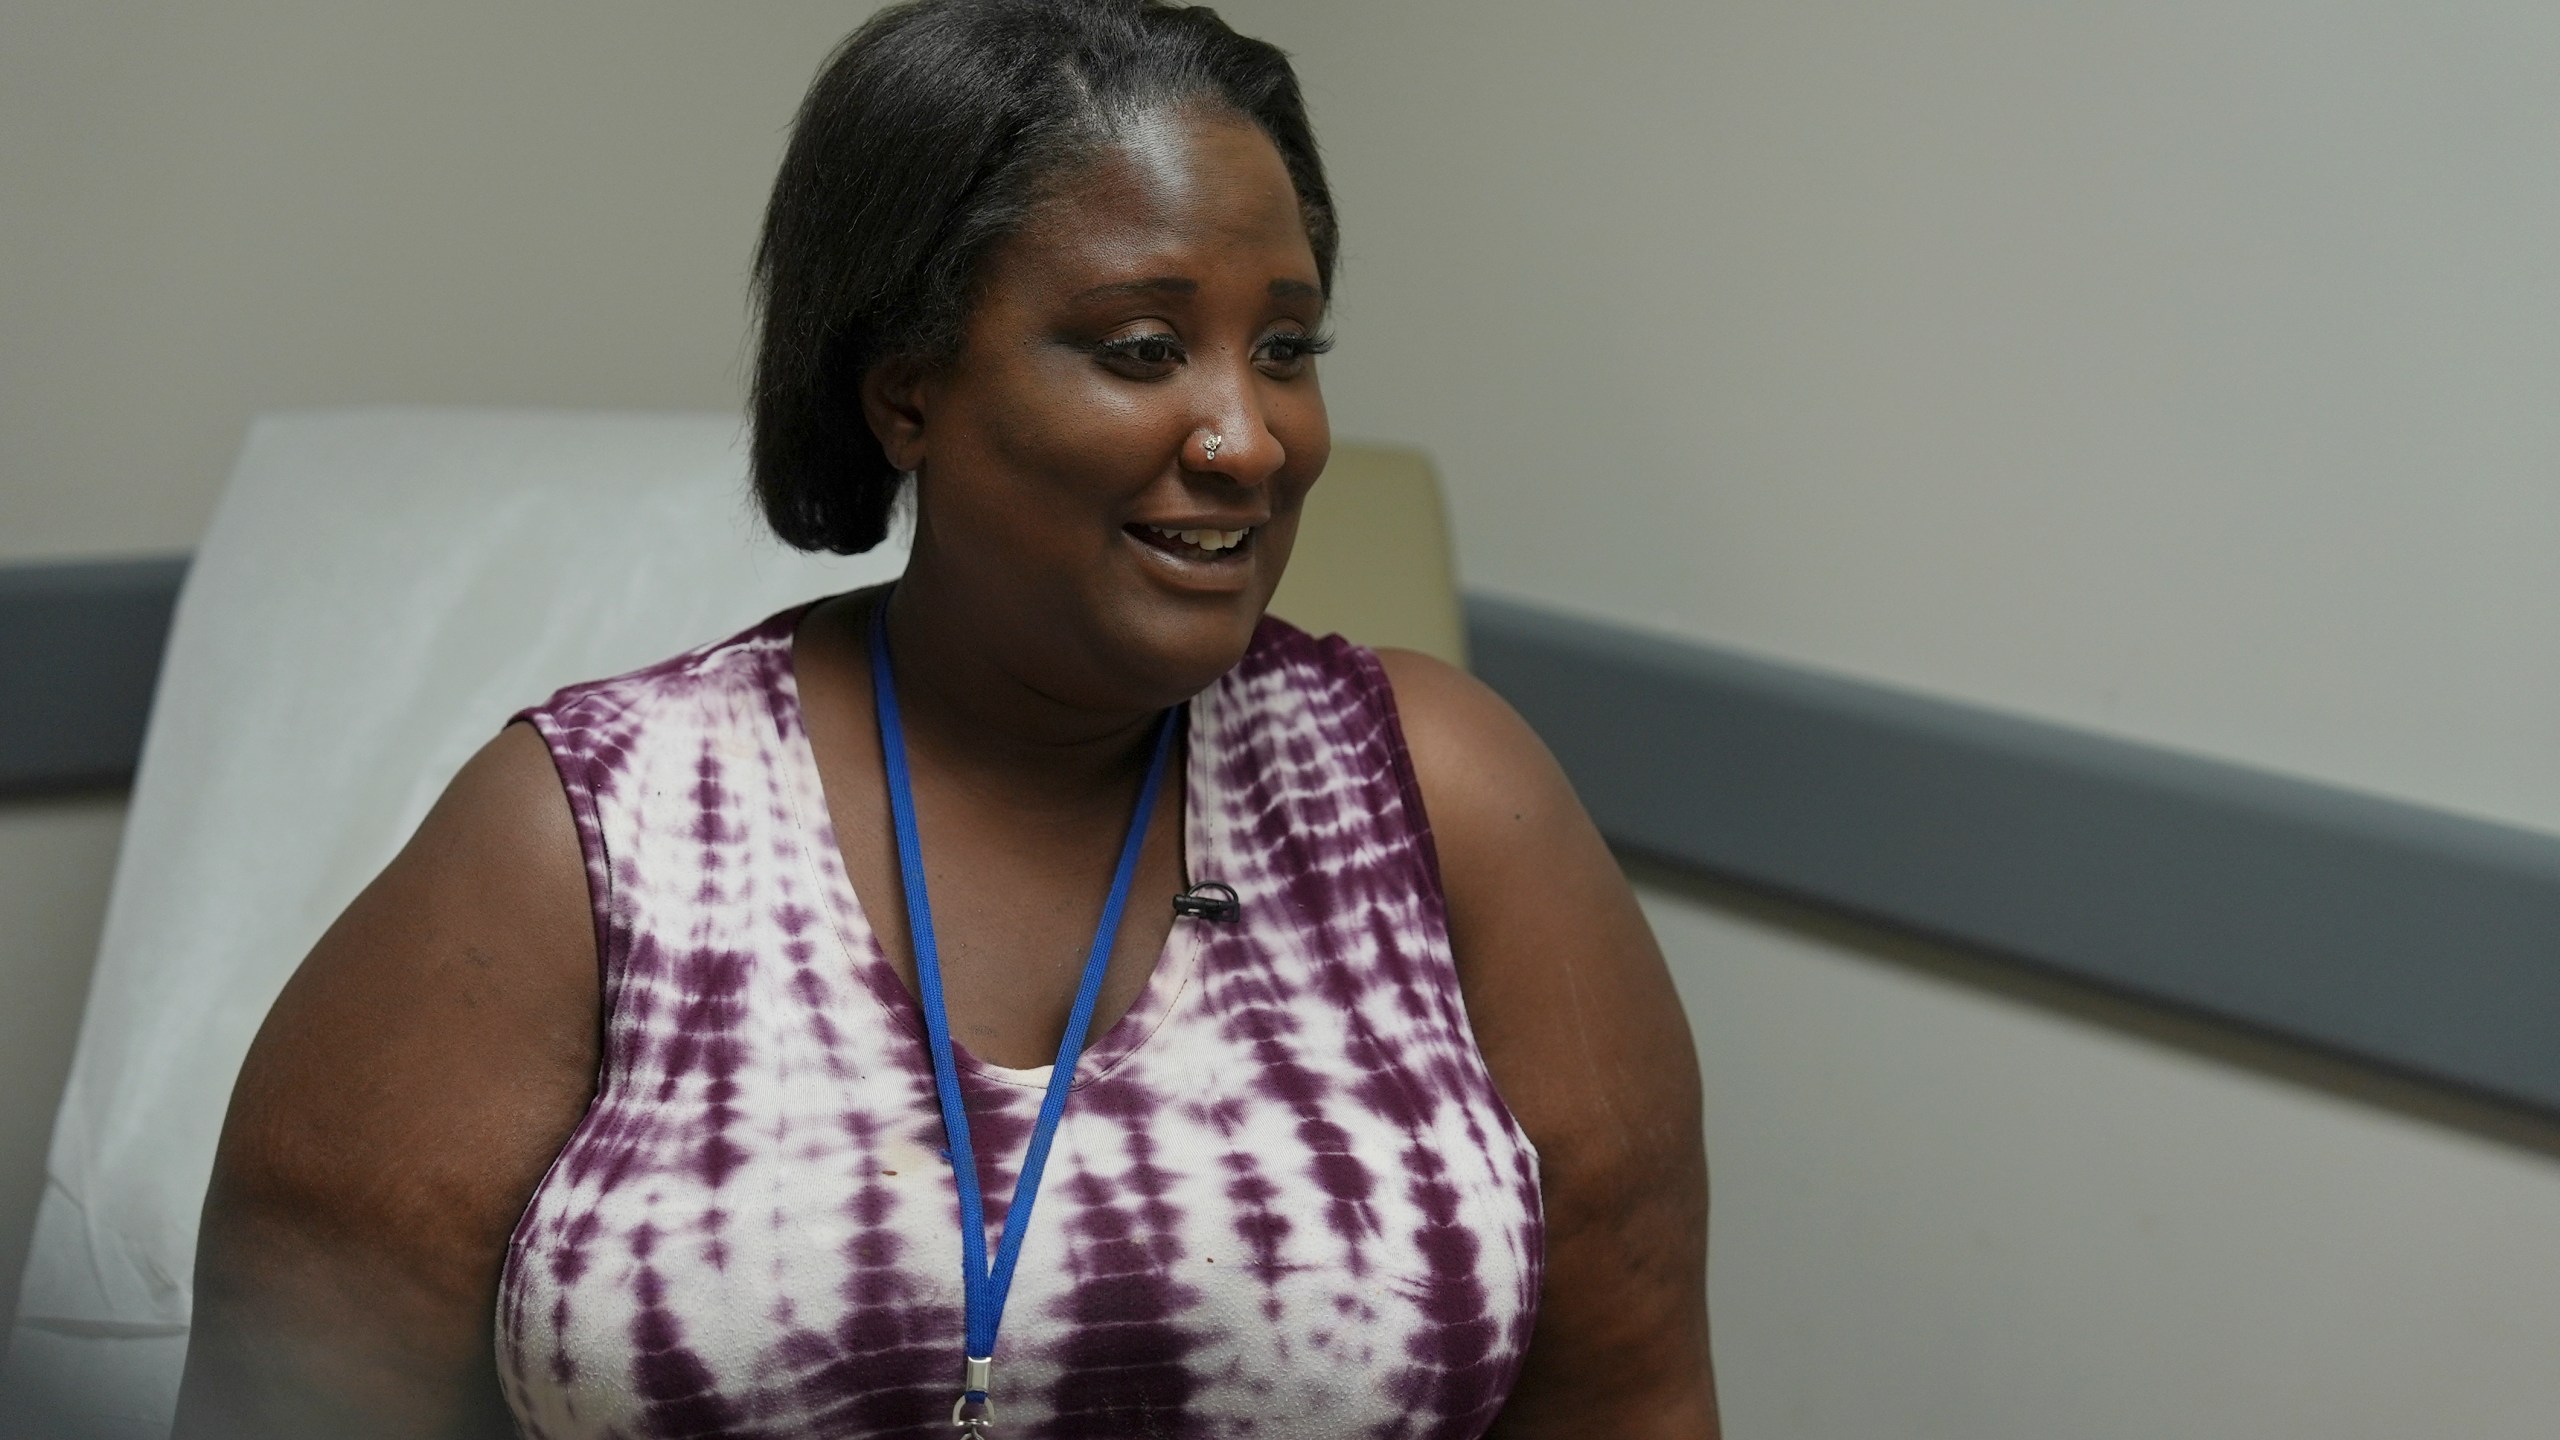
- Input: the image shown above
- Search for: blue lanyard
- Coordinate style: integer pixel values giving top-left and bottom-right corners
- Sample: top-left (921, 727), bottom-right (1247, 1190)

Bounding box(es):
top-left (867, 597), bottom-right (1178, 1432)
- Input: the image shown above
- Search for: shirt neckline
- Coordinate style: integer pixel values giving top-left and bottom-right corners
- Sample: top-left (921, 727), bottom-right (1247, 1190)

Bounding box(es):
top-left (762, 597), bottom-right (1214, 1092)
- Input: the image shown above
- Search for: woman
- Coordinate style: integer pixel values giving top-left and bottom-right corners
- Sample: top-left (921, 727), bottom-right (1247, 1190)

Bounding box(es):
top-left (175, 2), bottom-right (1717, 1435)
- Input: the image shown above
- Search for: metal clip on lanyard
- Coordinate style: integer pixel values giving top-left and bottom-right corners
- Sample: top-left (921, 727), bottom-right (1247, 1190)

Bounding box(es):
top-left (869, 597), bottom-right (1178, 1435)
top-left (954, 1357), bottom-right (994, 1436)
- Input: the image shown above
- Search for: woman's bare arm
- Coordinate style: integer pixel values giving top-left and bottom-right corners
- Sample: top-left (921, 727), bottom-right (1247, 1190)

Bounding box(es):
top-left (1378, 649), bottom-right (1719, 1440)
top-left (174, 723), bottom-right (601, 1440)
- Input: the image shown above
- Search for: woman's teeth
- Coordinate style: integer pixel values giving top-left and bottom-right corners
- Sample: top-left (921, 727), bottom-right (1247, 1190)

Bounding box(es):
top-left (1143, 524), bottom-right (1250, 553)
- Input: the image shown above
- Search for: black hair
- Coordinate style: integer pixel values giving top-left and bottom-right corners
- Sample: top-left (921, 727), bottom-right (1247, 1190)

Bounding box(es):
top-left (748, 0), bottom-right (1337, 555)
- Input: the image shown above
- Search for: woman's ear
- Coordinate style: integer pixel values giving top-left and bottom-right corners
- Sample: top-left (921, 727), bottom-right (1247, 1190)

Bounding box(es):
top-left (860, 357), bottom-right (930, 474)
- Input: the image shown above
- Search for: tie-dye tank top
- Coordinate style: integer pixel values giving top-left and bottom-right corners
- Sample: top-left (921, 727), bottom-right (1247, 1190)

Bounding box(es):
top-left (497, 604), bottom-right (1544, 1439)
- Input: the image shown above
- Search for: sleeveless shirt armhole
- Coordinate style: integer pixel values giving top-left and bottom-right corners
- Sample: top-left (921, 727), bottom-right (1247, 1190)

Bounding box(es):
top-left (491, 704), bottom-right (616, 1279)
top-left (506, 704), bottom-right (618, 989)
top-left (1321, 635), bottom-right (1547, 1182)
top-left (1337, 640), bottom-right (1453, 922)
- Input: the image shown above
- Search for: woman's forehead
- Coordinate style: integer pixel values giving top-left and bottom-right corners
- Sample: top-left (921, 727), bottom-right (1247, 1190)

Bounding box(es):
top-left (1001, 112), bottom-right (1319, 305)
top-left (1105, 107), bottom-right (1264, 211)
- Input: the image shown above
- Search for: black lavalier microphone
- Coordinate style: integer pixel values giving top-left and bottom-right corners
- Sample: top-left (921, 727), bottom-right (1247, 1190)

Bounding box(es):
top-left (1172, 881), bottom-right (1241, 923)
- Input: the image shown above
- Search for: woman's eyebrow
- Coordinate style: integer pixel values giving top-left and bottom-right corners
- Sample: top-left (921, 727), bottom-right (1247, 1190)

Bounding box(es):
top-left (1067, 276), bottom-right (1321, 304)
top-left (1072, 276), bottom-right (1198, 303)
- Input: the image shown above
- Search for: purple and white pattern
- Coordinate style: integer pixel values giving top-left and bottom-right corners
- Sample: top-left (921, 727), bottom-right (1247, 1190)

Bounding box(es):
top-left (498, 606), bottom-right (1543, 1439)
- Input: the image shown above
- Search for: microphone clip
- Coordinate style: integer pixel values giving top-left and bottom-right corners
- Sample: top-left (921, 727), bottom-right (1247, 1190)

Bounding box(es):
top-left (1172, 881), bottom-right (1241, 924)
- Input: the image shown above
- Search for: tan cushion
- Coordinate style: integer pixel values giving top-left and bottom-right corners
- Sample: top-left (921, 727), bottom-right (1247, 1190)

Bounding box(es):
top-left (1267, 444), bottom-right (1465, 667)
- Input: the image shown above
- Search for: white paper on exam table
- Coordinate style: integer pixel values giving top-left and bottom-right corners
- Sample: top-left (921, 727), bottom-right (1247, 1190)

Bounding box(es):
top-left (3, 408), bottom-right (908, 1437)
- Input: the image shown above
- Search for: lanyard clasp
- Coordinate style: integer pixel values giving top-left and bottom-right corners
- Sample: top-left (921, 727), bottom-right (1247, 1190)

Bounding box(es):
top-left (954, 1355), bottom-right (995, 1436)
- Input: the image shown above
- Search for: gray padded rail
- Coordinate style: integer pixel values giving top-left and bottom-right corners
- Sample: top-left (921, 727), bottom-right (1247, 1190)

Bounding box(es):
top-left (0, 556), bottom-right (188, 795)
top-left (1467, 594), bottom-right (2560, 1116)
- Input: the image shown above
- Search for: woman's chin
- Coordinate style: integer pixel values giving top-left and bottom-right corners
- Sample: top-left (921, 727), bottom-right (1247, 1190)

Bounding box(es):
top-left (1107, 603), bottom-right (1269, 703)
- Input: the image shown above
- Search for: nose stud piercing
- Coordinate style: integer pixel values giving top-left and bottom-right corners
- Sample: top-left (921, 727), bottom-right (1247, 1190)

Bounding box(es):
top-left (1200, 433), bottom-right (1224, 461)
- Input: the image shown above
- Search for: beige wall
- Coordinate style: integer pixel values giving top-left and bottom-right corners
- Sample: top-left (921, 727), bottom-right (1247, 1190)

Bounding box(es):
top-left (9, 1), bottom-right (2560, 1435)
top-left (0, 1), bottom-right (877, 565)
top-left (1231, 0), bottom-right (2560, 838)
top-left (1215, 1), bottom-right (2560, 1433)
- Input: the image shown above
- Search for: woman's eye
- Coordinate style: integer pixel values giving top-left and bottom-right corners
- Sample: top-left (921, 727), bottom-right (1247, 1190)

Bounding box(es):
top-left (1257, 330), bottom-right (1335, 374)
top-left (1096, 333), bottom-right (1184, 374)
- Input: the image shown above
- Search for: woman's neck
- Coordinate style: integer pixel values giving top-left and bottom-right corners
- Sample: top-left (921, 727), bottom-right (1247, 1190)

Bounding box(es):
top-left (875, 573), bottom-right (1165, 809)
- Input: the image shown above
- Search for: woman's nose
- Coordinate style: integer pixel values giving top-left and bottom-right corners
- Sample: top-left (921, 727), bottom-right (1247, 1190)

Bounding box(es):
top-left (1187, 361), bottom-right (1286, 486)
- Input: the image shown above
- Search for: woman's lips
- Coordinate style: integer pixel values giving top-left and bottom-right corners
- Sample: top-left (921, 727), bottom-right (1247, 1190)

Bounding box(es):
top-left (1127, 522), bottom-right (1254, 563)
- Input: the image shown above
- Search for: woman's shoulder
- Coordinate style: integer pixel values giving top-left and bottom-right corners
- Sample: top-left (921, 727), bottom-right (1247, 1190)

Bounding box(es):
top-left (1223, 612), bottom-right (1409, 718)
top-left (1368, 646), bottom-right (1562, 828)
top-left (1368, 645), bottom-right (1606, 973)
top-left (1209, 618), bottom-right (1567, 832)
top-left (520, 602), bottom-right (812, 737)
top-left (1214, 618), bottom-right (1554, 817)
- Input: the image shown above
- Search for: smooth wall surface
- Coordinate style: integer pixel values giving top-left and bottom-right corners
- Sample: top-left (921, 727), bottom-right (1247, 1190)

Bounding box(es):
top-left (1234, 0), bottom-right (2560, 840)
top-left (1213, 1), bottom-right (2560, 1434)
top-left (9, 2), bottom-right (2560, 1436)
top-left (0, 0), bottom-right (876, 564)
top-left (1655, 874), bottom-right (2560, 1437)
